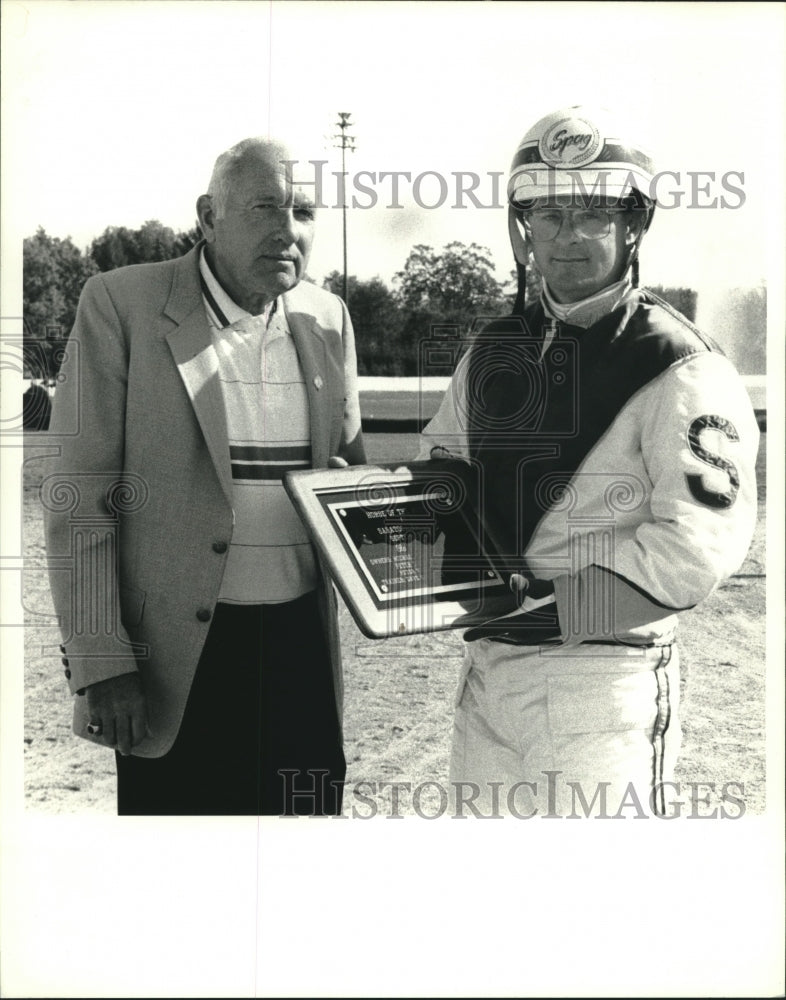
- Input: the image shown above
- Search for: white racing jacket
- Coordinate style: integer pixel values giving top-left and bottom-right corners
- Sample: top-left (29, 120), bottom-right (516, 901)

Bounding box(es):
top-left (418, 289), bottom-right (760, 647)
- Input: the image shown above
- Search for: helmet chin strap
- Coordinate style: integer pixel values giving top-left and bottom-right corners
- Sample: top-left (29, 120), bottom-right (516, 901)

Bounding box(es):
top-left (626, 221), bottom-right (650, 288)
top-left (508, 207), bottom-right (529, 315)
top-left (629, 203), bottom-right (655, 288)
top-left (512, 261), bottom-right (528, 316)
top-left (627, 242), bottom-right (641, 288)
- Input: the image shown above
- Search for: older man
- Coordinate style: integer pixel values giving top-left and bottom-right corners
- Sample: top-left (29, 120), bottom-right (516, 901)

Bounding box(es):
top-left (419, 106), bottom-right (759, 817)
top-left (44, 138), bottom-right (365, 816)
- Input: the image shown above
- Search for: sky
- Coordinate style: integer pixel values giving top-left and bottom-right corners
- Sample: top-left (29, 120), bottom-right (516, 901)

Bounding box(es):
top-left (2, 0), bottom-right (784, 310)
top-left (1, 3), bottom-right (784, 997)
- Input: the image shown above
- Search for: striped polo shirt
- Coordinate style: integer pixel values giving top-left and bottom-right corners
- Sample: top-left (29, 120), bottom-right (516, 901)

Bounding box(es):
top-left (199, 249), bottom-right (316, 604)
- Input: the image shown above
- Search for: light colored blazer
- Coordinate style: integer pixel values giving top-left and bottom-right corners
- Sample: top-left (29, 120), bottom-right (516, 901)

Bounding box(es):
top-left (43, 244), bottom-right (365, 757)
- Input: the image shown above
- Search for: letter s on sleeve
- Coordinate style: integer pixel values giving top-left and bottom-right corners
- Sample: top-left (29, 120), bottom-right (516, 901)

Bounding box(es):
top-left (685, 415), bottom-right (740, 509)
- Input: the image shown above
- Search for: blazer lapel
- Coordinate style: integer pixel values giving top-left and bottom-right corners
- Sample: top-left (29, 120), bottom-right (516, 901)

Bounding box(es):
top-left (285, 302), bottom-right (331, 469)
top-left (164, 249), bottom-right (233, 504)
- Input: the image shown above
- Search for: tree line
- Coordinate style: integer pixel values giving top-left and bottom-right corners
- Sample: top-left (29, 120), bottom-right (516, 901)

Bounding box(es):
top-left (23, 222), bottom-right (200, 347)
top-left (24, 220), bottom-right (707, 378)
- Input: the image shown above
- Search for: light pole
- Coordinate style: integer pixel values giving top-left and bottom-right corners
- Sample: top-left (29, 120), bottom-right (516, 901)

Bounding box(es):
top-left (333, 112), bottom-right (355, 305)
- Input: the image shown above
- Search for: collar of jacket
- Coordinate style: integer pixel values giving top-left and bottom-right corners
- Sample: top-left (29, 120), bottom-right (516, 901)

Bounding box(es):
top-left (162, 241), bottom-right (334, 503)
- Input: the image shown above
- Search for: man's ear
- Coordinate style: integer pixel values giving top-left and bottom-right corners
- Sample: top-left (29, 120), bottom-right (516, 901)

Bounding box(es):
top-left (625, 211), bottom-right (646, 246)
top-left (196, 195), bottom-right (216, 244)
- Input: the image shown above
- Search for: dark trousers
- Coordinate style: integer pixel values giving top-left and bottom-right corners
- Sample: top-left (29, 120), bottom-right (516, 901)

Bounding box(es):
top-left (115, 592), bottom-right (346, 816)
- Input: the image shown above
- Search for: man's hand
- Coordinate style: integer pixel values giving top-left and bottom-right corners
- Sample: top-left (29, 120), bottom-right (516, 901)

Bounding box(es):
top-left (84, 673), bottom-right (150, 756)
top-left (459, 574), bottom-right (562, 644)
top-left (327, 455), bottom-right (349, 469)
top-left (430, 446), bottom-right (464, 461)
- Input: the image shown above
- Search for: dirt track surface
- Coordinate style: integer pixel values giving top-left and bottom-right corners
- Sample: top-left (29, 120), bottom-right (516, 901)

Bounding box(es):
top-left (21, 434), bottom-right (767, 817)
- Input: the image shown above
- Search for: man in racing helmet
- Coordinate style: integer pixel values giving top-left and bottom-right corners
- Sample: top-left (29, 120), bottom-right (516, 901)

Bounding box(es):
top-left (507, 105), bottom-right (655, 312)
top-left (417, 106), bottom-right (760, 818)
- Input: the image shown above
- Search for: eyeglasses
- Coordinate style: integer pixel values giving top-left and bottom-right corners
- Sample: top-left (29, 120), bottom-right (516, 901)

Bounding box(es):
top-left (521, 207), bottom-right (627, 242)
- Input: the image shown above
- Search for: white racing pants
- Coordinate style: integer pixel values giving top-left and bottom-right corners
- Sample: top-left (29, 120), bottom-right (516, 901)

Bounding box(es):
top-left (450, 638), bottom-right (681, 819)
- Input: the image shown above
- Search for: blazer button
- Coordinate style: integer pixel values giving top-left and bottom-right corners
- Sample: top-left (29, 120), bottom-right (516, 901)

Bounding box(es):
top-left (64, 669), bottom-right (72, 679)
top-left (196, 608), bottom-right (212, 622)
top-left (59, 645), bottom-right (66, 654)
top-left (212, 541), bottom-right (228, 554)
top-left (61, 657), bottom-right (69, 667)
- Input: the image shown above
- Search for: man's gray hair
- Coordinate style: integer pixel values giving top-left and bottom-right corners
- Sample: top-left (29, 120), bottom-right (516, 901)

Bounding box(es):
top-left (206, 137), bottom-right (290, 218)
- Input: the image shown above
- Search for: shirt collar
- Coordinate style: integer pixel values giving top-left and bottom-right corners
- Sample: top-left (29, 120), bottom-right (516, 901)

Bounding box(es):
top-left (199, 247), bottom-right (276, 328)
top-left (541, 276), bottom-right (637, 329)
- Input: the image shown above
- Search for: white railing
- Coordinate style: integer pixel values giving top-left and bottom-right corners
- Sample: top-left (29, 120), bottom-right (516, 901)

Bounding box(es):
top-left (359, 375), bottom-right (768, 409)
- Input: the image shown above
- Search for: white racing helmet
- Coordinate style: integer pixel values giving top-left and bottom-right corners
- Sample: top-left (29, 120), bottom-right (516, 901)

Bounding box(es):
top-left (507, 106), bottom-right (656, 307)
